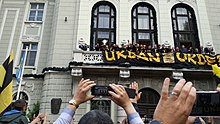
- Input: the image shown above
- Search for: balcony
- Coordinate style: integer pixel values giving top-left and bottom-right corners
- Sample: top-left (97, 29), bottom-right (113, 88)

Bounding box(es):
top-left (71, 50), bottom-right (213, 78)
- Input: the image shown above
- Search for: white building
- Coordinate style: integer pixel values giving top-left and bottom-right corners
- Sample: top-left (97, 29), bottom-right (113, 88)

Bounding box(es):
top-left (0, 0), bottom-right (220, 123)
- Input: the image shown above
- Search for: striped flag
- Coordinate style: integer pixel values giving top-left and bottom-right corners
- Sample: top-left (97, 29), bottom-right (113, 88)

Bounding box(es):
top-left (0, 51), bottom-right (14, 114)
top-left (15, 51), bottom-right (26, 82)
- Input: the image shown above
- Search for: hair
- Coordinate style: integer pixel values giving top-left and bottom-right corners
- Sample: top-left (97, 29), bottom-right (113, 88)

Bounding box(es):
top-left (78, 110), bottom-right (113, 124)
top-left (13, 99), bottom-right (27, 111)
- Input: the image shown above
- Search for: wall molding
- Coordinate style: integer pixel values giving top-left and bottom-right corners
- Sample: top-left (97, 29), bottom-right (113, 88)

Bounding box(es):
top-left (7, 8), bottom-right (20, 57)
top-left (3, 1), bottom-right (25, 4)
top-left (0, 0), bottom-right (3, 10)
top-left (0, 8), bottom-right (20, 57)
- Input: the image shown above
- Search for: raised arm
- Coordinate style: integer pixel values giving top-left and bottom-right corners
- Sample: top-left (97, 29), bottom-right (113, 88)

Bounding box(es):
top-left (151, 78), bottom-right (196, 124)
top-left (109, 84), bottom-right (144, 124)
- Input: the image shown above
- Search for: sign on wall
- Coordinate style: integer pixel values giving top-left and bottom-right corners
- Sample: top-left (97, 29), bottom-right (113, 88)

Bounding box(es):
top-left (102, 51), bottom-right (219, 68)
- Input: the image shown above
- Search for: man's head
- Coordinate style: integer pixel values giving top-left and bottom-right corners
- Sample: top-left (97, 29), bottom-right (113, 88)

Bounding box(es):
top-left (78, 110), bottom-right (113, 124)
top-left (13, 99), bottom-right (27, 112)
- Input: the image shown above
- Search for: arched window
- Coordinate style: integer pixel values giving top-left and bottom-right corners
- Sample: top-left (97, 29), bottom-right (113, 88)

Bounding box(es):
top-left (131, 2), bottom-right (157, 46)
top-left (138, 88), bottom-right (160, 119)
top-left (171, 4), bottom-right (200, 48)
top-left (13, 91), bottom-right (29, 104)
top-left (90, 1), bottom-right (116, 51)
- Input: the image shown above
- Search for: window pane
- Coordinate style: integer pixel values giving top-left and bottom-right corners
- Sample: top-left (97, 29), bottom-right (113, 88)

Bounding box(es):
top-left (138, 15), bottom-right (149, 29)
top-left (31, 44), bottom-right (38, 50)
top-left (37, 11), bottom-right (43, 21)
top-left (28, 51), bottom-right (37, 66)
top-left (38, 4), bottom-right (44, 9)
top-left (138, 33), bottom-right (150, 39)
top-left (93, 32), bottom-right (96, 49)
top-left (189, 12), bottom-right (192, 18)
top-left (111, 9), bottom-right (114, 16)
top-left (133, 33), bottom-right (136, 44)
top-left (38, 11), bottom-right (43, 16)
top-left (23, 43), bottom-right (30, 49)
top-left (111, 18), bottom-right (114, 28)
top-left (99, 5), bottom-right (110, 12)
top-left (93, 17), bottom-right (97, 28)
top-left (179, 34), bottom-right (190, 41)
top-left (173, 20), bottom-right (177, 30)
top-left (174, 34), bottom-right (178, 40)
top-left (98, 32), bottom-right (109, 38)
top-left (31, 4), bottom-right (37, 9)
top-left (150, 10), bottom-right (153, 17)
top-left (104, 6), bottom-right (110, 12)
top-left (98, 14), bottom-right (109, 28)
top-left (133, 19), bottom-right (136, 29)
top-left (29, 17), bottom-right (35, 21)
top-left (177, 17), bottom-right (189, 30)
top-left (138, 6), bottom-right (148, 13)
top-left (151, 19), bottom-right (154, 30)
top-left (151, 33), bottom-right (154, 42)
top-left (37, 17), bottom-right (42, 21)
top-left (94, 8), bottom-right (97, 15)
top-left (176, 8), bottom-right (187, 15)
top-left (133, 9), bottom-right (136, 16)
top-left (99, 5), bottom-right (105, 12)
top-left (30, 11), bottom-right (36, 17)
top-left (172, 10), bottom-right (176, 18)
top-left (111, 32), bottom-right (114, 42)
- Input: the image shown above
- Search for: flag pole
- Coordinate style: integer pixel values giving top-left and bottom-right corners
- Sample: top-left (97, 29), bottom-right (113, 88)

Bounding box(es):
top-left (16, 46), bottom-right (28, 100)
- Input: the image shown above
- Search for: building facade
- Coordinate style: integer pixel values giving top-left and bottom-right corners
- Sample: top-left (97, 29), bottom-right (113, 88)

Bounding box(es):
top-left (0, 0), bottom-right (220, 123)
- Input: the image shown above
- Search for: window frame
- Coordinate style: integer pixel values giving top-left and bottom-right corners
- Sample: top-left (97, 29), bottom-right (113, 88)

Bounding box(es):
top-left (171, 4), bottom-right (200, 48)
top-left (131, 2), bottom-right (158, 46)
top-left (90, 1), bottom-right (116, 51)
top-left (27, 3), bottom-right (45, 22)
top-left (19, 42), bottom-right (38, 67)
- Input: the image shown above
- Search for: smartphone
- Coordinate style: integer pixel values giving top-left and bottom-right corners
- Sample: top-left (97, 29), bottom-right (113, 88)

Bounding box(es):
top-left (190, 91), bottom-right (220, 116)
top-left (91, 85), bottom-right (136, 98)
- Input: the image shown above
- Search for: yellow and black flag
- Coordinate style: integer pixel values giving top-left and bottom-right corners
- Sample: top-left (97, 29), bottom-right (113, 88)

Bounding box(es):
top-left (0, 51), bottom-right (14, 114)
top-left (212, 64), bottom-right (220, 88)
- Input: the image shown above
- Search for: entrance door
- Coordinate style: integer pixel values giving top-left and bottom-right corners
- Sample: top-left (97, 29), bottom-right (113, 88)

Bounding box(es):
top-left (137, 88), bottom-right (160, 119)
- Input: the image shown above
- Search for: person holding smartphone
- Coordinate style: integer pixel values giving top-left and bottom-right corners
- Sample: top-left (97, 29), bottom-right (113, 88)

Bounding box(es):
top-left (54, 77), bottom-right (198, 124)
top-left (54, 78), bottom-right (143, 124)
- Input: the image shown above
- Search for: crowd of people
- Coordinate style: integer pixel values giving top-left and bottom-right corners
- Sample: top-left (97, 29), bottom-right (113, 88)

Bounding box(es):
top-left (1, 78), bottom-right (219, 124)
top-left (93, 43), bottom-right (216, 55)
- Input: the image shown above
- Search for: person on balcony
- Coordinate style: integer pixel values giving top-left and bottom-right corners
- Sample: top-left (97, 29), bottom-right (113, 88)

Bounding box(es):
top-left (180, 45), bottom-right (187, 53)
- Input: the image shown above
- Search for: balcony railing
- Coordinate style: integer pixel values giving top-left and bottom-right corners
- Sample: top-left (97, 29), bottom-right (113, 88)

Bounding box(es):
top-left (73, 50), bottom-right (103, 64)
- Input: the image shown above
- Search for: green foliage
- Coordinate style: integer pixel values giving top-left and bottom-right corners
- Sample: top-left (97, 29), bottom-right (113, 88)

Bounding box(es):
top-left (27, 101), bottom-right (40, 121)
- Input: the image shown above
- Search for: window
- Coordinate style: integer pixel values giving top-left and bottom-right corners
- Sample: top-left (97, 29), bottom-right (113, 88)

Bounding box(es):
top-left (20, 43), bottom-right (38, 66)
top-left (132, 2), bottom-right (157, 45)
top-left (90, 1), bottom-right (116, 50)
top-left (171, 4), bottom-right (200, 48)
top-left (28, 3), bottom-right (45, 21)
top-left (91, 99), bottom-right (111, 116)
top-left (13, 92), bottom-right (29, 104)
top-left (138, 88), bottom-right (160, 118)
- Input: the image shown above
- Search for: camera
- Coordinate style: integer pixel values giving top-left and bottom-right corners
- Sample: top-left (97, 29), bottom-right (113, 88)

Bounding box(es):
top-left (190, 91), bottom-right (220, 116)
top-left (91, 85), bottom-right (136, 98)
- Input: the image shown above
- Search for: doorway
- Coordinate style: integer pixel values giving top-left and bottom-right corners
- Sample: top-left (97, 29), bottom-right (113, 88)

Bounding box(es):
top-left (137, 88), bottom-right (160, 119)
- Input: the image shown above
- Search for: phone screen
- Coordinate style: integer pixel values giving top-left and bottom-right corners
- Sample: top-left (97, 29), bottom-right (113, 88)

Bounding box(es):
top-left (190, 91), bottom-right (220, 116)
top-left (91, 85), bottom-right (136, 98)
